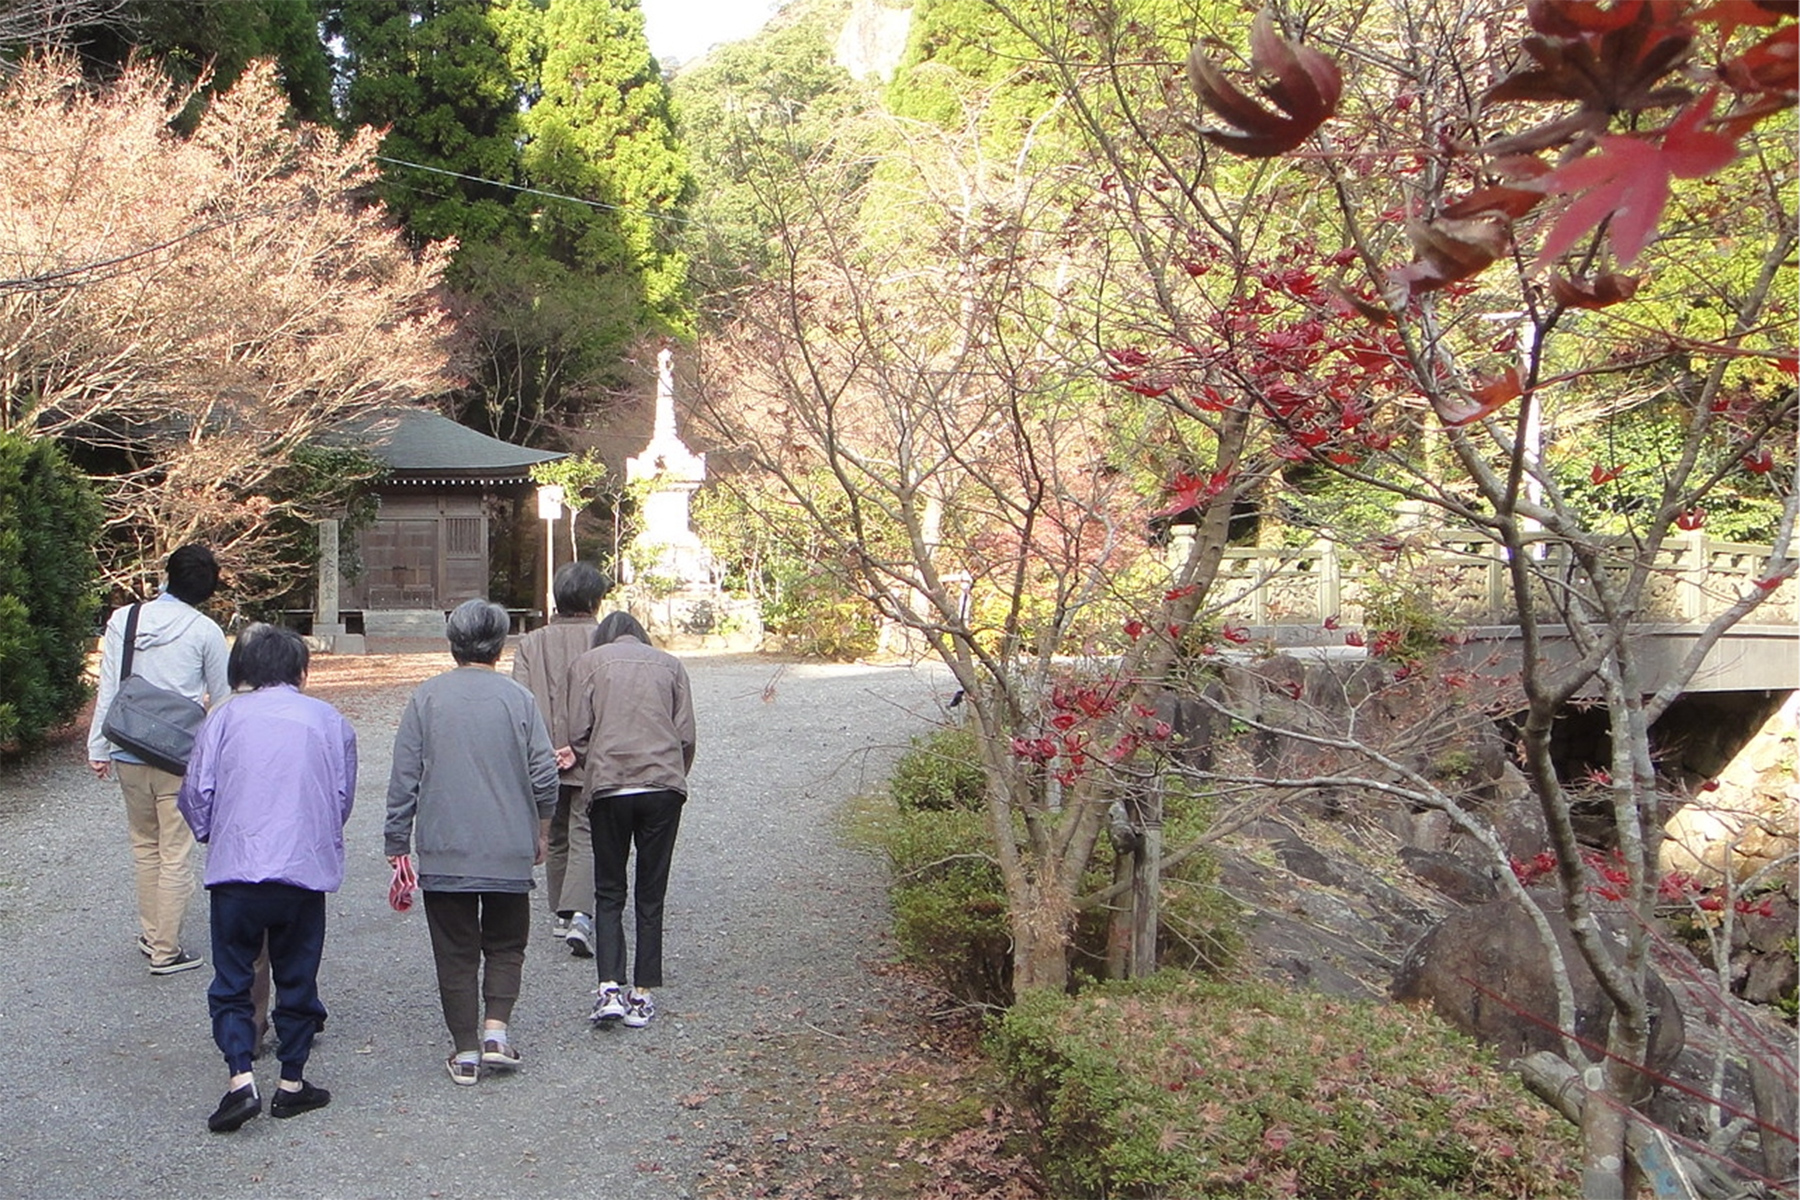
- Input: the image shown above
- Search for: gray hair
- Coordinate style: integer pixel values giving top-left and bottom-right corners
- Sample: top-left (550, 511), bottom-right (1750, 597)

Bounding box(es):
top-left (228, 623), bottom-right (308, 689)
top-left (446, 599), bottom-right (509, 665)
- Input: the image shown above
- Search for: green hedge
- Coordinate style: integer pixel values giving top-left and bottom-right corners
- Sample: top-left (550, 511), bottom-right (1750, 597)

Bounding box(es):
top-left (990, 974), bottom-right (1580, 1199)
top-left (0, 434), bottom-right (102, 749)
top-left (861, 725), bottom-right (1238, 1006)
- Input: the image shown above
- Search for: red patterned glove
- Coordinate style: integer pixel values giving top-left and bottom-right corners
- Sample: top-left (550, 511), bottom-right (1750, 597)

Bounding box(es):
top-left (388, 854), bottom-right (418, 912)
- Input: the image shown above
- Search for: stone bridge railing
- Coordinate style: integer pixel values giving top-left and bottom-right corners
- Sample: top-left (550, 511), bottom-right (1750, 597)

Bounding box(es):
top-left (1190, 532), bottom-right (1797, 630)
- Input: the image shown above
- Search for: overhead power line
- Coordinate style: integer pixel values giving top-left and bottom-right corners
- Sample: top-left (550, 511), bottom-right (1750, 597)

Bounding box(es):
top-left (374, 155), bottom-right (707, 229)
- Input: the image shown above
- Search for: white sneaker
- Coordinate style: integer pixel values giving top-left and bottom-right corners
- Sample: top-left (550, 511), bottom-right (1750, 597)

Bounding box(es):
top-left (589, 983), bottom-right (627, 1025)
top-left (565, 912), bottom-right (594, 958)
top-left (622, 990), bottom-right (655, 1028)
top-left (550, 916), bottom-right (571, 940)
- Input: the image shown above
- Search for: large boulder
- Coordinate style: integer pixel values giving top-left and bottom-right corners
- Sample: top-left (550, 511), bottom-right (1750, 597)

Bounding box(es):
top-left (1392, 889), bottom-right (1686, 1073)
top-left (1662, 691), bottom-right (1799, 890)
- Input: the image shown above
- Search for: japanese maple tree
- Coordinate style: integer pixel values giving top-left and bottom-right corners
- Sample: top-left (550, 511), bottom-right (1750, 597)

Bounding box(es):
top-left (1168, 2), bottom-right (1796, 1194)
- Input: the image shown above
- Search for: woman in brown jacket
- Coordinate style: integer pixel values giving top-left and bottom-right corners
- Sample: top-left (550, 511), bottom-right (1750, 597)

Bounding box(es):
top-left (565, 611), bottom-right (695, 1029)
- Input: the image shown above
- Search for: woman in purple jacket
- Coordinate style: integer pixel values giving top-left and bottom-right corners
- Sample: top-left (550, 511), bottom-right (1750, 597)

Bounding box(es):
top-left (177, 624), bottom-right (358, 1133)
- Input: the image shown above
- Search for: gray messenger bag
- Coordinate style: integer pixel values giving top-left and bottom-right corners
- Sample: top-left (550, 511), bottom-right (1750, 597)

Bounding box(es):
top-left (100, 603), bottom-right (207, 775)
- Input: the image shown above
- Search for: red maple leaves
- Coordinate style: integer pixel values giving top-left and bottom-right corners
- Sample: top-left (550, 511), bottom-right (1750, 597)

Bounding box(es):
top-left (1187, 11), bottom-right (1341, 158)
top-left (1534, 90), bottom-right (1739, 267)
top-left (1154, 468), bottom-right (1236, 517)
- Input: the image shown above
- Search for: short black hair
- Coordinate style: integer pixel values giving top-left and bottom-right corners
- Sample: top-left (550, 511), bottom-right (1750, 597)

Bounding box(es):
top-left (164, 544), bottom-right (220, 605)
top-left (446, 598), bottom-right (509, 665)
top-left (552, 562), bottom-right (613, 616)
top-left (593, 610), bottom-right (650, 649)
top-left (228, 623), bottom-right (309, 689)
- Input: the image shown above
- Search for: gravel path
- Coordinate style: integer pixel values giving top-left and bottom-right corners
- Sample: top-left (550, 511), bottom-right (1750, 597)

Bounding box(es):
top-left (0, 650), bottom-right (951, 1199)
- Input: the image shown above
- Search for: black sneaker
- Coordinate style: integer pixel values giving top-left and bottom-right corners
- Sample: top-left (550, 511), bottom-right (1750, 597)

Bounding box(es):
top-left (149, 949), bottom-right (203, 975)
top-left (207, 1083), bottom-right (260, 1133)
top-left (270, 1080), bottom-right (331, 1119)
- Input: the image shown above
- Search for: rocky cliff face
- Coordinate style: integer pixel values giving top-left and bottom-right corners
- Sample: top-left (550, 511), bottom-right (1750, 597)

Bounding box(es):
top-left (1180, 657), bottom-right (1795, 1188)
top-left (834, 0), bottom-right (912, 80)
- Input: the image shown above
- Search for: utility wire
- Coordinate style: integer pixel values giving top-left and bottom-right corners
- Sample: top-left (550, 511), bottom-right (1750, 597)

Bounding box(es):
top-left (374, 154), bottom-right (710, 230)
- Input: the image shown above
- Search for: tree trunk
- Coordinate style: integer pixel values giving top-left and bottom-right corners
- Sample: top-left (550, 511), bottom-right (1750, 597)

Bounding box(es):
top-left (1011, 899), bottom-right (1073, 993)
top-left (1105, 850), bottom-right (1132, 979)
top-left (1521, 1054), bottom-right (1706, 1200)
top-left (1130, 820), bottom-right (1162, 979)
top-left (1578, 1061), bottom-right (1629, 1200)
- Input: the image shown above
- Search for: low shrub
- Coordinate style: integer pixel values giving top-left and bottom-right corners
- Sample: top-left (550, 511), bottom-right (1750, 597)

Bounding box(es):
top-left (890, 725), bottom-right (987, 813)
top-left (863, 797), bottom-right (1014, 1008)
top-left (990, 974), bottom-right (1581, 1199)
top-left (862, 727), bottom-right (1238, 1005)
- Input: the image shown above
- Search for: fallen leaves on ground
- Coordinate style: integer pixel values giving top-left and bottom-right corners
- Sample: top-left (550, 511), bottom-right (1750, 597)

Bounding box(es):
top-left (695, 977), bottom-right (1044, 1200)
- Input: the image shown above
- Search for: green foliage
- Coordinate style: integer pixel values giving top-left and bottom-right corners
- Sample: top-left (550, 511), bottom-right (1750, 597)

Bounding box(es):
top-left (887, 0), bottom-right (1056, 144)
top-left (333, 0), bottom-right (694, 445)
top-left (530, 450), bottom-right (609, 506)
top-left (890, 725), bottom-right (988, 813)
top-left (0, 434), bottom-right (102, 749)
top-left (671, 10), bottom-right (871, 317)
top-left (765, 568), bottom-right (880, 659)
top-left (522, 0), bottom-right (694, 330)
top-left (1275, 461), bottom-right (1414, 546)
top-left (238, 444), bottom-right (385, 615)
top-left (1549, 396), bottom-right (1792, 544)
top-left (332, 0), bottom-right (529, 244)
top-left (990, 974), bottom-right (1581, 1199)
top-left (851, 790), bottom-right (1016, 1007)
top-left (445, 242), bottom-right (638, 445)
top-left (860, 725), bottom-right (1236, 1003)
top-left (1359, 574), bottom-right (1463, 665)
top-left (691, 476), bottom-right (886, 656)
top-left (44, 0), bottom-right (335, 123)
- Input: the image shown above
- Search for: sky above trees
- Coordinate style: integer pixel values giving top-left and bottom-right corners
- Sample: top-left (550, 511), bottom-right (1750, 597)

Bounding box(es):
top-left (641, 0), bottom-right (780, 67)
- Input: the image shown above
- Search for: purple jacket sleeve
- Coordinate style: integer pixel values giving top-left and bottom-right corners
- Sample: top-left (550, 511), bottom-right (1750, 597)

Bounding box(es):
top-left (175, 712), bottom-right (222, 843)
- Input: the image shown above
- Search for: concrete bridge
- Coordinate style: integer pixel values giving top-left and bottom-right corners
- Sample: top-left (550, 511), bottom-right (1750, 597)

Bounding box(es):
top-left (1199, 531), bottom-right (1797, 694)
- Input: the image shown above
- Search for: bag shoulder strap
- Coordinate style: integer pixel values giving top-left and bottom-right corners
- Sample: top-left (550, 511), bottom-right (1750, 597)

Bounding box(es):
top-left (119, 603), bottom-right (142, 682)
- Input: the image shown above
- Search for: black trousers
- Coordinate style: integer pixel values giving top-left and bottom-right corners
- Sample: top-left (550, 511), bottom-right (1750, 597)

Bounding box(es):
top-left (588, 789), bottom-right (683, 989)
top-left (208, 882), bottom-right (326, 1079)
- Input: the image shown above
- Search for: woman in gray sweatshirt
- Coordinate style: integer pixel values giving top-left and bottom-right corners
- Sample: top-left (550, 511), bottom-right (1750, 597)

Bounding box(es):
top-left (385, 600), bottom-right (559, 1085)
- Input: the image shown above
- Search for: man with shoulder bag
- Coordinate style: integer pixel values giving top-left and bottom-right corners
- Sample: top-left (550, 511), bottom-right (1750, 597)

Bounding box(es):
top-left (87, 544), bottom-right (231, 975)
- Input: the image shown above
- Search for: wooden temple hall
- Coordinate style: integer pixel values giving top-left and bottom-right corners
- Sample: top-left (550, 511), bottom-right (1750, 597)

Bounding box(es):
top-left (311, 409), bottom-right (563, 651)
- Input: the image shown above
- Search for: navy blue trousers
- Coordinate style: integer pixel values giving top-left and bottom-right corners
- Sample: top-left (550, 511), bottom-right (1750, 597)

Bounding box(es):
top-left (588, 789), bottom-right (683, 989)
top-left (208, 882), bottom-right (327, 1079)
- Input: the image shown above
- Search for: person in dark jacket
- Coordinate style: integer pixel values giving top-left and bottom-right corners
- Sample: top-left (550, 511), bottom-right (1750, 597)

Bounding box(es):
top-left (386, 600), bottom-right (559, 1085)
top-left (177, 624), bottom-right (356, 1132)
top-left (565, 611), bottom-right (695, 1030)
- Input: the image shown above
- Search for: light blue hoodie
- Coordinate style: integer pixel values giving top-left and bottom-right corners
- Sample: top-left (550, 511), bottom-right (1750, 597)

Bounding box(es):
top-left (85, 591), bottom-right (230, 764)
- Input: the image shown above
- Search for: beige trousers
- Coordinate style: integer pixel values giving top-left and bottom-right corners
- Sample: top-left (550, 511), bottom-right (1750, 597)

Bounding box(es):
top-left (547, 783), bottom-right (595, 918)
top-left (116, 761), bottom-right (196, 962)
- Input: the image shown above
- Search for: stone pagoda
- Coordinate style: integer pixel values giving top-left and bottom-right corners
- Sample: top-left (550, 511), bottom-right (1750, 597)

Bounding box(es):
top-left (620, 348), bottom-right (761, 648)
